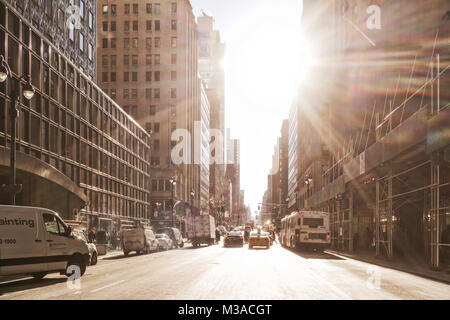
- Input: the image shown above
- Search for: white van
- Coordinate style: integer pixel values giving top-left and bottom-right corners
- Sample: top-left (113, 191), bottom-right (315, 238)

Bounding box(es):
top-left (0, 205), bottom-right (90, 280)
top-left (122, 227), bottom-right (159, 256)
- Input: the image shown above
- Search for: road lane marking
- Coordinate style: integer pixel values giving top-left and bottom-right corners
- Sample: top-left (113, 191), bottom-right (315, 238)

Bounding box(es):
top-left (90, 280), bottom-right (125, 293)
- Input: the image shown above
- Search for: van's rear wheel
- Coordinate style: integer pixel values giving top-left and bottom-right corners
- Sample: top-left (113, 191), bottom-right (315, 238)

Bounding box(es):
top-left (66, 256), bottom-right (86, 278)
top-left (31, 272), bottom-right (47, 280)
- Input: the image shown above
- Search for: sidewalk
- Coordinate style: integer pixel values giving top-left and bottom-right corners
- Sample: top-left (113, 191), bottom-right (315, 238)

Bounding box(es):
top-left (327, 249), bottom-right (450, 284)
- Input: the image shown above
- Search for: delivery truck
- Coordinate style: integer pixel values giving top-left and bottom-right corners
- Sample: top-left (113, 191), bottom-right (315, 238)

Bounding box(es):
top-left (0, 205), bottom-right (90, 280)
top-left (185, 215), bottom-right (216, 247)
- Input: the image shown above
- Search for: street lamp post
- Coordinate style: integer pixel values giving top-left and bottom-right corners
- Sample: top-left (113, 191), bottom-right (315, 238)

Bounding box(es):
top-left (169, 177), bottom-right (177, 227)
top-left (304, 174), bottom-right (313, 209)
top-left (0, 55), bottom-right (35, 205)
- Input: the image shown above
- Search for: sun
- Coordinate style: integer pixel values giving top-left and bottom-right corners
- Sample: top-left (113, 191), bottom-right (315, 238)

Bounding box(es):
top-left (233, 23), bottom-right (316, 107)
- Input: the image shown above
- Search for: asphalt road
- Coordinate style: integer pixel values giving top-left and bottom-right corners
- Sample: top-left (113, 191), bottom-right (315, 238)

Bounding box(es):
top-left (0, 241), bottom-right (449, 300)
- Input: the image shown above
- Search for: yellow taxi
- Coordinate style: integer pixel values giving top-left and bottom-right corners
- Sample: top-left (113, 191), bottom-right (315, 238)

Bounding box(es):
top-left (248, 228), bottom-right (271, 249)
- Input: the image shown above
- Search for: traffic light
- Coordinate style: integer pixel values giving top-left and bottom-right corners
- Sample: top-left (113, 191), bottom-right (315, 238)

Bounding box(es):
top-left (335, 193), bottom-right (343, 200)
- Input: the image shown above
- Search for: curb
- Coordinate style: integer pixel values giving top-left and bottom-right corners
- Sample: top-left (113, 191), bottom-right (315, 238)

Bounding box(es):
top-left (327, 250), bottom-right (450, 285)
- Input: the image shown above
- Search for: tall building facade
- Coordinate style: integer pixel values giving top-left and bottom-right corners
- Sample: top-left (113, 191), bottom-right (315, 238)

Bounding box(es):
top-left (3, 0), bottom-right (97, 81)
top-left (97, 0), bottom-right (203, 228)
top-left (197, 13), bottom-right (226, 213)
top-left (226, 128), bottom-right (240, 226)
top-left (0, 0), bottom-right (151, 231)
top-left (295, 0), bottom-right (450, 268)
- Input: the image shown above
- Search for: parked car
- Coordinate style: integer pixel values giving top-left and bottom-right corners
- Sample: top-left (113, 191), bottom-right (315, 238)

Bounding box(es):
top-left (0, 205), bottom-right (90, 280)
top-left (248, 229), bottom-right (271, 249)
top-left (122, 227), bottom-right (159, 256)
top-left (157, 227), bottom-right (184, 248)
top-left (156, 233), bottom-right (173, 251)
top-left (73, 229), bottom-right (98, 265)
top-left (217, 225), bottom-right (228, 236)
top-left (224, 231), bottom-right (244, 248)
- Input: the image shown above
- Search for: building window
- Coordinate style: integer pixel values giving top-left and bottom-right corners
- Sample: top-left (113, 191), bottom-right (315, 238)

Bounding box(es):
top-left (154, 88), bottom-right (160, 99)
top-left (111, 38), bottom-right (117, 48)
top-left (124, 21), bottom-right (130, 32)
top-left (124, 38), bottom-right (130, 49)
top-left (154, 37), bottom-right (160, 48)
top-left (111, 72), bottom-right (116, 82)
top-left (111, 21), bottom-right (117, 32)
top-left (89, 11), bottom-right (93, 29)
top-left (124, 55), bottom-right (130, 66)
top-left (123, 89), bottom-right (129, 99)
top-left (154, 54), bottom-right (160, 65)
top-left (146, 72), bottom-right (152, 82)
top-left (171, 37), bottom-right (177, 48)
top-left (170, 105), bottom-right (176, 117)
top-left (171, 3), bottom-right (177, 14)
top-left (133, 4), bottom-right (139, 14)
top-left (110, 89), bottom-right (117, 100)
top-left (131, 89), bottom-right (138, 99)
top-left (154, 71), bottom-right (160, 81)
top-left (155, 20), bottom-right (160, 31)
top-left (171, 20), bottom-right (177, 31)
top-left (171, 71), bottom-right (176, 81)
top-left (146, 88), bottom-right (152, 99)
top-left (80, 1), bottom-right (85, 20)
top-left (132, 55), bottom-right (138, 66)
top-left (124, 4), bottom-right (130, 14)
top-left (154, 140), bottom-right (160, 151)
top-left (146, 3), bottom-right (152, 14)
top-left (154, 123), bottom-right (160, 133)
top-left (146, 38), bottom-right (152, 49)
top-left (146, 54), bottom-right (152, 65)
top-left (102, 21), bottom-right (108, 32)
top-left (171, 53), bottom-right (176, 64)
top-left (124, 72), bottom-right (129, 82)
top-left (111, 55), bottom-right (117, 66)
top-left (102, 55), bottom-right (109, 67)
top-left (146, 20), bottom-right (152, 31)
top-left (132, 21), bottom-right (138, 32)
top-left (171, 88), bottom-right (177, 98)
top-left (132, 72), bottom-right (138, 82)
top-left (102, 72), bottom-right (108, 82)
top-left (150, 105), bottom-right (156, 116)
top-left (132, 38), bottom-right (138, 48)
top-left (69, 26), bottom-right (74, 41)
top-left (111, 4), bottom-right (117, 15)
top-left (102, 4), bottom-right (108, 15)
top-left (145, 122), bottom-right (152, 133)
top-left (154, 3), bottom-right (160, 14)
top-left (151, 158), bottom-right (160, 166)
top-left (88, 43), bottom-right (93, 61)
top-left (79, 33), bottom-right (84, 52)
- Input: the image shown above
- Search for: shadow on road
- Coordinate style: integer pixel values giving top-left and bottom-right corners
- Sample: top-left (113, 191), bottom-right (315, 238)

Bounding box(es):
top-left (0, 277), bottom-right (66, 295)
top-left (284, 247), bottom-right (345, 260)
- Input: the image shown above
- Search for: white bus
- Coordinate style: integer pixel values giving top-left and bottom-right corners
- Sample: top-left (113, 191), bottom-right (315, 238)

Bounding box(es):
top-left (280, 211), bottom-right (331, 251)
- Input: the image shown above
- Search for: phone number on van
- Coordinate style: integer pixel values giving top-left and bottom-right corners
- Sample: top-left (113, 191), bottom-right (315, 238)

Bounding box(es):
top-left (0, 239), bottom-right (17, 244)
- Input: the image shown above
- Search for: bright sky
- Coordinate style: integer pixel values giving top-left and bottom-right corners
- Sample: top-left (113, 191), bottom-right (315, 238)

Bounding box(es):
top-left (190, 0), bottom-right (305, 214)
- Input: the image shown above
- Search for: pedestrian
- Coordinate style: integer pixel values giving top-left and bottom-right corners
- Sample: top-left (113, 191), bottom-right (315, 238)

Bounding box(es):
top-left (215, 228), bottom-right (221, 243)
top-left (88, 227), bottom-right (96, 243)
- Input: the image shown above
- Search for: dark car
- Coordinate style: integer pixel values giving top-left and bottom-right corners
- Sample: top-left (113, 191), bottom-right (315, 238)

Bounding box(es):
top-left (224, 231), bottom-right (244, 248)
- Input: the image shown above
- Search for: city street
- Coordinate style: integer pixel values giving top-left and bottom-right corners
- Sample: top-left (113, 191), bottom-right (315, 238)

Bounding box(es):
top-left (1, 242), bottom-right (448, 300)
